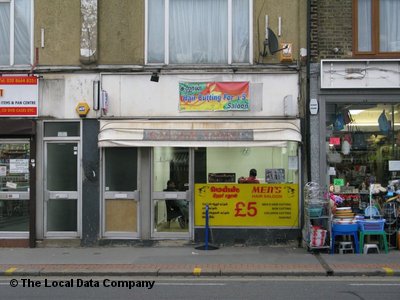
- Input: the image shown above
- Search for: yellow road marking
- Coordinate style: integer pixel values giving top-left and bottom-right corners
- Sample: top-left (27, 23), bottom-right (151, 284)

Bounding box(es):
top-left (4, 267), bottom-right (17, 275)
top-left (382, 267), bottom-right (394, 276)
top-left (193, 267), bottom-right (201, 276)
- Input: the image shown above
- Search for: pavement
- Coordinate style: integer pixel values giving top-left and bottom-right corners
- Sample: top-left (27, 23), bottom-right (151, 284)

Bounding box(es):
top-left (0, 244), bottom-right (399, 277)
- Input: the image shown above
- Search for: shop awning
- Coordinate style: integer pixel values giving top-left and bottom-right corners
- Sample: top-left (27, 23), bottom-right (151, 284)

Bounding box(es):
top-left (98, 119), bottom-right (301, 147)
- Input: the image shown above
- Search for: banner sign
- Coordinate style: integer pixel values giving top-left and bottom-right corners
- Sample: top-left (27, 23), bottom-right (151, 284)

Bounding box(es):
top-left (194, 183), bottom-right (299, 227)
top-left (0, 76), bottom-right (39, 117)
top-left (179, 82), bottom-right (249, 111)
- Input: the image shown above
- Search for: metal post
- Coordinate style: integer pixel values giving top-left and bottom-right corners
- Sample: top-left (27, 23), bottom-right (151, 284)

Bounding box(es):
top-left (205, 205), bottom-right (209, 250)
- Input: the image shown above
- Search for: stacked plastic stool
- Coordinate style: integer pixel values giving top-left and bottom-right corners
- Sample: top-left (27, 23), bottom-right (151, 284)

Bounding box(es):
top-left (363, 244), bottom-right (380, 254)
top-left (339, 241), bottom-right (354, 254)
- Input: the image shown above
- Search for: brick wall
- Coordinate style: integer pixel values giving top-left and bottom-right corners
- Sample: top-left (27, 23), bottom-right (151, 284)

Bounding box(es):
top-left (310, 0), bottom-right (353, 62)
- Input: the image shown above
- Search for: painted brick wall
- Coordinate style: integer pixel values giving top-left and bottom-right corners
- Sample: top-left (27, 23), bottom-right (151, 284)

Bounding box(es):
top-left (310, 0), bottom-right (353, 62)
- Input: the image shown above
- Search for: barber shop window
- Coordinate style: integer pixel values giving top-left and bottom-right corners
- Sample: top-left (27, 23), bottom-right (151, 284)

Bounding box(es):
top-left (194, 145), bottom-right (299, 185)
top-left (354, 0), bottom-right (400, 56)
top-left (147, 0), bottom-right (250, 64)
top-left (0, 0), bottom-right (32, 66)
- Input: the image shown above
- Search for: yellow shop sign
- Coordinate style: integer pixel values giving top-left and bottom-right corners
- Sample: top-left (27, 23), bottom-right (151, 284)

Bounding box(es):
top-left (194, 184), bottom-right (299, 227)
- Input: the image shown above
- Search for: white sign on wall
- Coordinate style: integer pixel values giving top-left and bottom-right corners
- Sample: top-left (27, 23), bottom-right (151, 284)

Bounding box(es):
top-left (0, 76), bottom-right (39, 117)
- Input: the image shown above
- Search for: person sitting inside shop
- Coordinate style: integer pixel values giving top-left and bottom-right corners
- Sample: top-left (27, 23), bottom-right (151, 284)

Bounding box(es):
top-left (164, 180), bottom-right (188, 228)
top-left (238, 168), bottom-right (260, 184)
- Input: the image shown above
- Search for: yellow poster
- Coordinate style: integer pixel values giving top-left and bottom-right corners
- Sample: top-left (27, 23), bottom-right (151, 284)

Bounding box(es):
top-left (194, 184), bottom-right (299, 227)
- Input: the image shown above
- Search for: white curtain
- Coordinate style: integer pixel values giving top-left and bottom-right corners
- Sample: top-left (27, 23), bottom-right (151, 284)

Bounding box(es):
top-left (169, 0), bottom-right (227, 64)
top-left (0, 3), bottom-right (10, 65)
top-left (148, 0), bottom-right (165, 63)
top-left (380, 0), bottom-right (400, 52)
top-left (232, 0), bottom-right (249, 63)
top-left (14, 0), bottom-right (31, 65)
top-left (148, 0), bottom-right (249, 64)
top-left (358, 0), bottom-right (372, 52)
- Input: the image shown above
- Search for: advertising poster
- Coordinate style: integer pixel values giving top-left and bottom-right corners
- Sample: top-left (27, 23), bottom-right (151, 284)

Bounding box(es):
top-left (194, 183), bottom-right (299, 227)
top-left (0, 76), bottom-right (39, 117)
top-left (179, 81), bottom-right (249, 111)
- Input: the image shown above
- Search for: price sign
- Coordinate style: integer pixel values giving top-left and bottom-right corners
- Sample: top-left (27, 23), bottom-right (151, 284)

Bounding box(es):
top-left (194, 184), bottom-right (299, 227)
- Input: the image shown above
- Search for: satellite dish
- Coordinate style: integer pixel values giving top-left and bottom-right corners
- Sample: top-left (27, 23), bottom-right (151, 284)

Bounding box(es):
top-left (267, 28), bottom-right (279, 54)
top-left (259, 28), bottom-right (288, 57)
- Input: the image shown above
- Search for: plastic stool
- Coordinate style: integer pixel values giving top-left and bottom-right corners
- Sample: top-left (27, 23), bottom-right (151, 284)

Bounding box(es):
top-left (359, 230), bottom-right (388, 254)
top-left (331, 230), bottom-right (359, 254)
top-left (363, 244), bottom-right (380, 254)
top-left (339, 241), bottom-right (354, 254)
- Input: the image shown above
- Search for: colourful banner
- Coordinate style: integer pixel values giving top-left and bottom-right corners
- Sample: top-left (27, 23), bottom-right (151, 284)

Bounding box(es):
top-left (179, 82), bottom-right (249, 111)
top-left (194, 184), bottom-right (299, 227)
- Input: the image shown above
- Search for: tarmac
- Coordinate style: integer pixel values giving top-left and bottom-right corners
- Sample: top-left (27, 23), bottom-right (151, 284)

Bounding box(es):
top-left (0, 242), bottom-right (399, 277)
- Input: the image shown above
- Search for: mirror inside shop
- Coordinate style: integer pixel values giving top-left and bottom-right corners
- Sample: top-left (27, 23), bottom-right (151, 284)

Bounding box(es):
top-left (326, 103), bottom-right (400, 251)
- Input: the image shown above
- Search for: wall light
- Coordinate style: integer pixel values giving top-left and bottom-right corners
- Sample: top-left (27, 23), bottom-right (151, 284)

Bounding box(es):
top-left (150, 72), bottom-right (159, 82)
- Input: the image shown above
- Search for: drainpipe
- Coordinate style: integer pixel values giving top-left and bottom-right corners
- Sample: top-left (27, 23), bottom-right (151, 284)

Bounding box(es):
top-left (306, 0), bottom-right (311, 183)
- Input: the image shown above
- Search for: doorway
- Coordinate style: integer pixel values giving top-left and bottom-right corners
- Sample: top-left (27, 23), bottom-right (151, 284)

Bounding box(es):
top-left (44, 142), bottom-right (80, 237)
top-left (152, 147), bottom-right (191, 238)
top-left (102, 147), bottom-right (139, 238)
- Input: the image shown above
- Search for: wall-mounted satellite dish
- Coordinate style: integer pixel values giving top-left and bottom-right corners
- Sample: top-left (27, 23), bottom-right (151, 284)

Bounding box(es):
top-left (260, 28), bottom-right (288, 57)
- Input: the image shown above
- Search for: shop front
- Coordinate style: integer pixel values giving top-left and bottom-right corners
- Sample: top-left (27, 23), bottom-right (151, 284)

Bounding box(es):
top-left (98, 120), bottom-right (302, 244)
top-left (0, 75), bottom-right (38, 247)
top-left (309, 59), bottom-right (400, 251)
top-left (0, 120), bottom-right (36, 247)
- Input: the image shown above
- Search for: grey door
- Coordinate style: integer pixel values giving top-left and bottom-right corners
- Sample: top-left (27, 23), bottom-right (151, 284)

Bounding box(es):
top-left (44, 142), bottom-right (80, 237)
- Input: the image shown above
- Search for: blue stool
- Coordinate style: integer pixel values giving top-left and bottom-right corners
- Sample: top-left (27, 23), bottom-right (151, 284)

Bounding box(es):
top-left (331, 224), bottom-right (359, 254)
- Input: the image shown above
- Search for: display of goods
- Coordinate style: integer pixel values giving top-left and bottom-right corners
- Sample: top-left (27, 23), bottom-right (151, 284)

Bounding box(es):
top-left (358, 219), bottom-right (385, 231)
top-left (334, 207), bottom-right (354, 218)
top-left (332, 223), bottom-right (358, 232)
top-left (309, 207), bottom-right (323, 218)
top-left (310, 228), bottom-right (327, 247)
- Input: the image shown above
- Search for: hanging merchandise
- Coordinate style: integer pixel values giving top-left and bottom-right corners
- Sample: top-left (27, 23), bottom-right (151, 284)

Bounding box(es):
top-left (343, 109), bottom-right (354, 125)
top-left (378, 110), bottom-right (390, 134)
top-left (327, 148), bottom-right (342, 163)
top-left (334, 113), bottom-right (345, 131)
top-left (341, 134), bottom-right (352, 155)
top-left (352, 132), bottom-right (367, 150)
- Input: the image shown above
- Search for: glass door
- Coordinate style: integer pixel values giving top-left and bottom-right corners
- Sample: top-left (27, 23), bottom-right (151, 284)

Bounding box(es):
top-left (103, 148), bottom-right (139, 238)
top-left (0, 140), bottom-right (30, 237)
top-left (152, 147), bottom-right (191, 238)
top-left (44, 142), bottom-right (79, 237)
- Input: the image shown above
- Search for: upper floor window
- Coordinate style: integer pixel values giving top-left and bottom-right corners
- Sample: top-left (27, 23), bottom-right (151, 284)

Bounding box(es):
top-left (354, 0), bottom-right (400, 56)
top-left (146, 0), bottom-right (251, 65)
top-left (0, 0), bottom-right (32, 66)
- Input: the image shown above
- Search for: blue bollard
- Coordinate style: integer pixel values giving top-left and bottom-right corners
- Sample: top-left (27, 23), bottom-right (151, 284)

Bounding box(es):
top-left (205, 205), bottom-right (209, 250)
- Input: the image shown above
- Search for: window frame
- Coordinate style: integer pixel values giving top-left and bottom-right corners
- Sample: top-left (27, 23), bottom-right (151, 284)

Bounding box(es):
top-left (144, 0), bottom-right (253, 65)
top-left (353, 0), bottom-right (400, 58)
top-left (0, 0), bottom-right (34, 67)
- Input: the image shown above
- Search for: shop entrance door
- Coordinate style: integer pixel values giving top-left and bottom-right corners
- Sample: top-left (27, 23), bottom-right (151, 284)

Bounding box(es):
top-left (44, 142), bottom-right (80, 237)
top-left (102, 148), bottom-right (139, 238)
top-left (152, 147), bottom-right (191, 238)
top-left (0, 140), bottom-right (30, 237)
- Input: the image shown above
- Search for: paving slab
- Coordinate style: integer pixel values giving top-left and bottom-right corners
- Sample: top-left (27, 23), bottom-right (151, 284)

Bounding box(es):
top-left (0, 246), bottom-right (399, 277)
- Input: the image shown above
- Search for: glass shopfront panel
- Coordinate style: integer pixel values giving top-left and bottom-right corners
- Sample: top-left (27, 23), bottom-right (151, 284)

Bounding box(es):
top-left (152, 147), bottom-right (190, 236)
top-left (0, 140), bottom-right (30, 233)
top-left (326, 103), bottom-right (400, 188)
top-left (194, 145), bottom-right (299, 185)
top-left (193, 145), bottom-right (300, 229)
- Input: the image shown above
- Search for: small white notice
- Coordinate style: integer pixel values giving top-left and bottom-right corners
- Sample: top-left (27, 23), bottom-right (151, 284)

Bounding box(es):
top-left (6, 182), bottom-right (17, 189)
top-left (388, 160), bottom-right (400, 171)
top-left (9, 159), bottom-right (29, 174)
